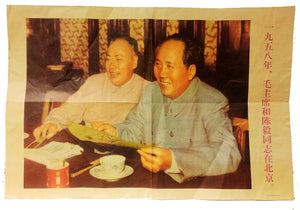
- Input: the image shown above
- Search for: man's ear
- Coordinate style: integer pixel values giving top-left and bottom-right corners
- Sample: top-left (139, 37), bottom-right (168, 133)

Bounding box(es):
top-left (188, 64), bottom-right (196, 80)
top-left (133, 55), bottom-right (138, 69)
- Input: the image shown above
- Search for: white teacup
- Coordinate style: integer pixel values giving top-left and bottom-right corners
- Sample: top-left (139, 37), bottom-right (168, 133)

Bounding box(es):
top-left (100, 155), bottom-right (126, 175)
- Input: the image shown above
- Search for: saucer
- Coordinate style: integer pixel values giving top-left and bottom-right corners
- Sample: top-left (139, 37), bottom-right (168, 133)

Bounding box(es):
top-left (89, 165), bottom-right (134, 182)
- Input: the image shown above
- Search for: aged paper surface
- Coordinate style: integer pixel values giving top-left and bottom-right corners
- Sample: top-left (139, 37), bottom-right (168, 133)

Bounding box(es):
top-left (6, 5), bottom-right (294, 200)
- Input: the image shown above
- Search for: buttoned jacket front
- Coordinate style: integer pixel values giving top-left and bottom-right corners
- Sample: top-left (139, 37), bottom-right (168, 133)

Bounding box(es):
top-left (116, 77), bottom-right (241, 183)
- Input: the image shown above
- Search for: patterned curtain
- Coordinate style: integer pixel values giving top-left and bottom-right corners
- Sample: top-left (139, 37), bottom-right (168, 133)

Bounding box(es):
top-left (58, 19), bottom-right (248, 77)
top-left (129, 19), bottom-right (144, 53)
top-left (60, 19), bottom-right (89, 76)
top-left (98, 20), bottom-right (108, 73)
top-left (166, 20), bottom-right (179, 37)
top-left (204, 21), bottom-right (218, 71)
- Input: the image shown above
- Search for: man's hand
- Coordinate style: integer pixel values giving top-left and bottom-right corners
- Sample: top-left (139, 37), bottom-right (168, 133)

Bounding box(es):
top-left (91, 121), bottom-right (117, 137)
top-left (33, 123), bottom-right (58, 139)
top-left (137, 147), bottom-right (172, 173)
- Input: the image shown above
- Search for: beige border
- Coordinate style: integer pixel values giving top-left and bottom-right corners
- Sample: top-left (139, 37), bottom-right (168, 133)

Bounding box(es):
top-left (6, 5), bottom-right (295, 200)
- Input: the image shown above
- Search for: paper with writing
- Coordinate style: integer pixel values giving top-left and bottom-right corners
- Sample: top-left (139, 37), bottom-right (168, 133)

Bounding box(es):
top-left (24, 141), bottom-right (83, 165)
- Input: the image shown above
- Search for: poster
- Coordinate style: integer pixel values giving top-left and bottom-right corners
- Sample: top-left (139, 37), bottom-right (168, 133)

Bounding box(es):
top-left (5, 5), bottom-right (295, 201)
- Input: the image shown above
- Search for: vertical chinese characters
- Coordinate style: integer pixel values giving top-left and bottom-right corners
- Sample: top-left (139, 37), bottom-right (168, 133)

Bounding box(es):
top-left (262, 79), bottom-right (273, 183)
top-left (262, 29), bottom-right (274, 183)
top-left (264, 32), bottom-right (273, 72)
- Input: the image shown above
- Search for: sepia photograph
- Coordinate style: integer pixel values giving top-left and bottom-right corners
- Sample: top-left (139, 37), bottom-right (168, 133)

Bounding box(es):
top-left (23, 18), bottom-right (251, 189)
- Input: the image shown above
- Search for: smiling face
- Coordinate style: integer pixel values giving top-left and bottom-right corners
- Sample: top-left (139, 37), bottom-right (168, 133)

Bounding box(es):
top-left (154, 40), bottom-right (196, 100)
top-left (105, 39), bottom-right (138, 86)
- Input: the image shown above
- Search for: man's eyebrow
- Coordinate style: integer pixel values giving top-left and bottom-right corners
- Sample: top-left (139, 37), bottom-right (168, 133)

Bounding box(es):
top-left (107, 53), bottom-right (124, 57)
top-left (166, 61), bottom-right (174, 65)
top-left (155, 59), bottom-right (174, 65)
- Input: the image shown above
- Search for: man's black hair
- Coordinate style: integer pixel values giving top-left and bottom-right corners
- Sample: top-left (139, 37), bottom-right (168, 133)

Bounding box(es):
top-left (165, 33), bottom-right (201, 69)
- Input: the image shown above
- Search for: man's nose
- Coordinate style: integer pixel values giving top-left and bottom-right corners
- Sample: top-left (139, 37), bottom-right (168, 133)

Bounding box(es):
top-left (108, 59), bottom-right (117, 69)
top-left (159, 65), bottom-right (168, 77)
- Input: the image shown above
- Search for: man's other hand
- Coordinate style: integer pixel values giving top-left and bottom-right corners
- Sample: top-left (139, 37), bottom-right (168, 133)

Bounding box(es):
top-left (33, 123), bottom-right (58, 139)
top-left (91, 121), bottom-right (117, 137)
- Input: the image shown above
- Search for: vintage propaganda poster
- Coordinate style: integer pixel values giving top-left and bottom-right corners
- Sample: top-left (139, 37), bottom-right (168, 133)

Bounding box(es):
top-left (5, 5), bottom-right (295, 202)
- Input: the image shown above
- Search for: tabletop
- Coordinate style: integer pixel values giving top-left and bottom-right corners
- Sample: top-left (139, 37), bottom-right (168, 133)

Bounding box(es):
top-left (24, 130), bottom-right (251, 189)
top-left (24, 117), bottom-right (251, 189)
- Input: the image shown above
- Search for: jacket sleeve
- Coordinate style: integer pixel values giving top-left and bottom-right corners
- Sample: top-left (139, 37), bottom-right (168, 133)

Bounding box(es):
top-left (43, 79), bottom-right (92, 130)
top-left (44, 102), bottom-right (87, 130)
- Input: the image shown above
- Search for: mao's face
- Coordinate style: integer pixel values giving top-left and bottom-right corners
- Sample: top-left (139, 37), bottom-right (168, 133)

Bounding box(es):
top-left (106, 39), bottom-right (138, 86)
top-left (154, 40), bottom-right (194, 100)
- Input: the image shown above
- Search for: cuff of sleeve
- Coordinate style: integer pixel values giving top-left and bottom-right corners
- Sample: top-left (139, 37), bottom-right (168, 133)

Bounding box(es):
top-left (165, 151), bottom-right (180, 173)
top-left (43, 121), bottom-right (63, 132)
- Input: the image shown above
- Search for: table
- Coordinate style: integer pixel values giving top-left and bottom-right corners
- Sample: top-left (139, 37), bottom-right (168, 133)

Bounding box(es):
top-left (24, 119), bottom-right (251, 189)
